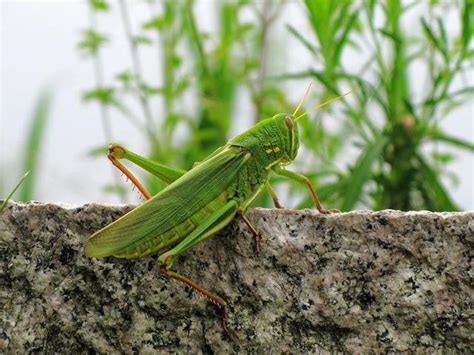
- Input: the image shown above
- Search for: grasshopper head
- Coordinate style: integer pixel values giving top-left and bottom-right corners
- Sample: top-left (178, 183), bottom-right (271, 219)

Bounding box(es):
top-left (270, 85), bottom-right (351, 166)
top-left (273, 113), bottom-right (300, 163)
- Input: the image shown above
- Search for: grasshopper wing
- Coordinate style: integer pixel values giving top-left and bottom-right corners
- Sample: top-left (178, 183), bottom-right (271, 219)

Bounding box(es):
top-left (84, 146), bottom-right (249, 258)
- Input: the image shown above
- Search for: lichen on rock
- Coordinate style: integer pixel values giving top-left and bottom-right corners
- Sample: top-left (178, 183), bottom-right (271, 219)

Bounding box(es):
top-left (1, 202), bottom-right (473, 352)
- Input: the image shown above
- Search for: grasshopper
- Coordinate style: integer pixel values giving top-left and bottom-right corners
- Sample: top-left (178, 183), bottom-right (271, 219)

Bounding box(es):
top-left (84, 86), bottom-right (349, 331)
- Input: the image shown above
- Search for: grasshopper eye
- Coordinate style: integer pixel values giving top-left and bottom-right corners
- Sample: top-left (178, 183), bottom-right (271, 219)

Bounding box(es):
top-left (284, 116), bottom-right (293, 129)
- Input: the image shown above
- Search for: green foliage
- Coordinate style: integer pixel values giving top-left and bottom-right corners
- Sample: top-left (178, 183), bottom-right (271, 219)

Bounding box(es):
top-left (288, 0), bottom-right (473, 211)
top-left (88, 0), bottom-right (109, 12)
top-left (182, 0), bottom-right (257, 161)
top-left (80, 0), bottom-right (473, 211)
top-left (78, 29), bottom-right (108, 57)
top-left (82, 87), bottom-right (116, 105)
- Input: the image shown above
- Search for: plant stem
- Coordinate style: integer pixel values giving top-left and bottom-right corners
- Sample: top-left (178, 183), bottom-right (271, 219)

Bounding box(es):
top-left (88, 6), bottom-right (126, 203)
top-left (118, 0), bottom-right (158, 147)
top-left (89, 10), bottom-right (113, 144)
top-left (253, 0), bottom-right (281, 123)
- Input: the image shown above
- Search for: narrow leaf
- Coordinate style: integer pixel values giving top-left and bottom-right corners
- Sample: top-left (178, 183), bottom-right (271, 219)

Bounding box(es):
top-left (427, 129), bottom-right (474, 151)
top-left (421, 18), bottom-right (447, 62)
top-left (461, 0), bottom-right (472, 51)
top-left (286, 24), bottom-right (317, 55)
top-left (333, 12), bottom-right (358, 63)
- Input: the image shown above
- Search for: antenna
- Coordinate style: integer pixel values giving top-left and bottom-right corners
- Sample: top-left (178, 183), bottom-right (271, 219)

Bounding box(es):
top-left (294, 89), bottom-right (353, 122)
top-left (292, 82), bottom-right (314, 117)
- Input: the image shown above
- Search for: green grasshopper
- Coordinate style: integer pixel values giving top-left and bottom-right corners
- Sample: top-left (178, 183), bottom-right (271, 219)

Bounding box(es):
top-left (84, 86), bottom-right (349, 331)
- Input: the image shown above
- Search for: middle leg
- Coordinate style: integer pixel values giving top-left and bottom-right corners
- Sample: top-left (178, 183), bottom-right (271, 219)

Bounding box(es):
top-left (239, 212), bottom-right (262, 255)
top-left (272, 167), bottom-right (339, 214)
top-left (266, 182), bottom-right (284, 209)
top-left (157, 199), bottom-right (239, 333)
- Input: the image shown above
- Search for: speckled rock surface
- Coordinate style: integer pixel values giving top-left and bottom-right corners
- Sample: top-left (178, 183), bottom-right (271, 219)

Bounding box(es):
top-left (1, 202), bottom-right (473, 353)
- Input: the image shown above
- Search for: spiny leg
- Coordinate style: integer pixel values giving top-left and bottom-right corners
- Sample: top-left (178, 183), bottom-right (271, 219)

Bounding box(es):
top-left (108, 145), bottom-right (152, 200)
top-left (158, 200), bottom-right (239, 333)
top-left (239, 212), bottom-right (261, 255)
top-left (159, 268), bottom-right (229, 332)
top-left (110, 144), bottom-right (186, 184)
top-left (273, 167), bottom-right (338, 214)
top-left (108, 143), bottom-right (188, 200)
top-left (266, 182), bottom-right (284, 209)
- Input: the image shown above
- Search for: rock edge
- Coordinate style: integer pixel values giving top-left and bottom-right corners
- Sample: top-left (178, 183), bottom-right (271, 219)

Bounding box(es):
top-left (1, 202), bottom-right (473, 352)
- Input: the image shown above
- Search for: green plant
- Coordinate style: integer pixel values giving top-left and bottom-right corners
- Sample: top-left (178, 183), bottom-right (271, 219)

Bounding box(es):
top-left (79, 0), bottom-right (473, 211)
top-left (284, 0), bottom-right (473, 211)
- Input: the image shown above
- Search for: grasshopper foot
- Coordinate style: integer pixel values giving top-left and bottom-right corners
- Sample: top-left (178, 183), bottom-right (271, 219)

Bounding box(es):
top-left (318, 207), bottom-right (340, 214)
top-left (216, 303), bottom-right (229, 335)
top-left (254, 232), bottom-right (262, 256)
top-left (158, 254), bottom-right (229, 333)
top-left (273, 198), bottom-right (284, 209)
top-left (239, 213), bottom-right (262, 256)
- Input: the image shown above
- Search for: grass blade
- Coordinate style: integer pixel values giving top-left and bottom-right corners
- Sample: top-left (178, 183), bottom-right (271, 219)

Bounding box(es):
top-left (417, 154), bottom-right (459, 211)
top-left (421, 18), bottom-right (448, 62)
top-left (427, 129), bottom-right (474, 152)
top-left (341, 136), bottom-right (387, 211)
top-left (19, 89), bottom-right (53, 202)
top-left (0, 171), bottom-right (30, 212)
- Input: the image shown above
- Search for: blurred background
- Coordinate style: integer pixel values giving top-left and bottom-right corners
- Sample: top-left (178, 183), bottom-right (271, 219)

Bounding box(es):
top-left (1, 0), bottom-right (473, 211)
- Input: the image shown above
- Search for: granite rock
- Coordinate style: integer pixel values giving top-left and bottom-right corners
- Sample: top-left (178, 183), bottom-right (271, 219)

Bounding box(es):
top-left (1, 201), bottom-right (473, 353)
